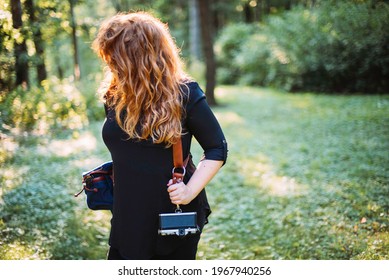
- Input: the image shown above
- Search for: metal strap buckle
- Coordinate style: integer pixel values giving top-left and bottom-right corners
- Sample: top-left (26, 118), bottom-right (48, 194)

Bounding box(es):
top-left (172, 166), bottom-right (186, 177)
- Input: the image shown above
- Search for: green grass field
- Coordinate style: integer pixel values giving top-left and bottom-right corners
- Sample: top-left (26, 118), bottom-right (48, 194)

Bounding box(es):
top-left (1, 86), bottom-right (388, 259)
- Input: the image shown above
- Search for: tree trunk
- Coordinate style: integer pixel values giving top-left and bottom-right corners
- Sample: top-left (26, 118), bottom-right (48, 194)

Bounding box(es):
top-left (189, 0), bottom-right (201, 61)
top-left (69, 0), bottom-right (80, 80)
top-left (265, 0), bottom-right (271, 14)
top-left (197, 0), bottom-right (217, 106)
top-left (243, 3), bottom-right (254, 23)
top-left (212, 0), bottom-right (221, 34)
top-left (10, 0), bottom-right (29, 88)
top-left (285, 0), bottom-right (292, 10)
top-left (25, 0), bottom-right (47, 84)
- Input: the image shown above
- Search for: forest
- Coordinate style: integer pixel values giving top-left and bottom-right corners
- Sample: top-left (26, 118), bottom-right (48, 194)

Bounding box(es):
top-left (0, 0), bottom-right (388, 260)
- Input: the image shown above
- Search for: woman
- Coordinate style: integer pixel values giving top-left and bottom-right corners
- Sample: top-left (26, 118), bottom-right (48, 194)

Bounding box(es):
top-left (93, 12), bottom-right (227, 260)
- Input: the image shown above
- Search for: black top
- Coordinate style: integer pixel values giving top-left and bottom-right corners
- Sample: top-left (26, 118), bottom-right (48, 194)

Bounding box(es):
top-left (102, 82), bottom-right (228, 259)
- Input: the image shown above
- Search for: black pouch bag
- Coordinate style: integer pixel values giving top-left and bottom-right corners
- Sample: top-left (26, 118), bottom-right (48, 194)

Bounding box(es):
top-left (75, 161), bottom-right (113, 210)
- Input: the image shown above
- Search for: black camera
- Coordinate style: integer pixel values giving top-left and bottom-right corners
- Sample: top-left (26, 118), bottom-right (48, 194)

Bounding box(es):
top-left (158, 211), bottom-right (200, 236)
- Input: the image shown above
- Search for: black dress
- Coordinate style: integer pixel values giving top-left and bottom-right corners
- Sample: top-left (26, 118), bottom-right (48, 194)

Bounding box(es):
top-left (102, 82), bottom-right (228, 259)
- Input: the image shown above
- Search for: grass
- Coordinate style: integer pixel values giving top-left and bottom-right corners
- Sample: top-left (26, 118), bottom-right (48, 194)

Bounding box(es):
top-left (0, 86), bottom-right (388, 259)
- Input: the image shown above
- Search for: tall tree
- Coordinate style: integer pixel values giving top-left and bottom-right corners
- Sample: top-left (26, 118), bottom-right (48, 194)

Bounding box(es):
top-left (10, 0), bottom-right (29, 88)
top-left (25, 0), bottom-right (47, 84)
top-left (243, 1), bottom-right (254, 22)
top-left (198, 0), bottom-right (217, 106)
top-left (0, 5), bottom-right (13, 92)
top-left (189, 0), bottom-right (201, 61)
top-left (265, 0), bottom-right (271, 14)
top-left (69, 0), bottom-right (80, 80)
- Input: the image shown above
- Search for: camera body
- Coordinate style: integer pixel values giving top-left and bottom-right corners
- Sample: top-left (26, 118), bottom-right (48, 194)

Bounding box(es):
top-left (158, 212), bottom-right (199, 236)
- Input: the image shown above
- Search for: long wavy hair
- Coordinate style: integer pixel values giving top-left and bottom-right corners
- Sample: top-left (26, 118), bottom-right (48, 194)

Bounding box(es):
top-left (93, 12), bottom-right (190, 146)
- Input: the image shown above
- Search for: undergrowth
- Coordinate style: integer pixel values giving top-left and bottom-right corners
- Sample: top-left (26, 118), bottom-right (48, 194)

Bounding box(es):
top-left (0, 86), bottom-right (388, 259)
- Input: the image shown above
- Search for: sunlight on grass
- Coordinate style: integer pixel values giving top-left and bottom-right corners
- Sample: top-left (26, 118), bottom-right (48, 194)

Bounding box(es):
top-left (71, 156), bottom-right (110, 170)
top-left (289, 95), bottom-right (316, 109)
top-left (214, 110), bottom-right (252, 139)
top-left (214, 111), bottom-right (244, 125)
top-left (82, 209), bottom-right (111, 225)
top-left (0, 135), bottom-right (19, 154)
top-left (240, 156), bottom-right (307, 196)
top-left (0, 133), bottom-right (19, 164)
top-left (1, 86), bottom-right (388, 260)
top-left (0, 241), bottom-right (40, 260)
top-left (201, 86), bottom-right (389, 259)
top-left (260, 171), bottom-right (303, 196)
top-left (36, 131), bottom-right (97, 157)
top-left (1, 166), bottom-right (30, 191)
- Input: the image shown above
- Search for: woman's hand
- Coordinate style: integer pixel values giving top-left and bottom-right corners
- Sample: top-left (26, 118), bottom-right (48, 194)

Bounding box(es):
top-left (167, 179), bottom-right (194, 205)
top-left (167, 159), bottom-right (224, 206)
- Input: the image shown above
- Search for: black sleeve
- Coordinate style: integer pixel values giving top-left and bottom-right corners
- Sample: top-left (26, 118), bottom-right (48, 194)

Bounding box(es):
top-left (186, 84), bottom-right (228, 165)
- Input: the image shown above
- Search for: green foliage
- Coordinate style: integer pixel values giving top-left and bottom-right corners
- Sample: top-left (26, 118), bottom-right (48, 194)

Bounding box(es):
top-left (196, 86), bottom-right (388, 259)
top-left (216, 0), bottom-right (389, 93)
top-left (78, 74), bottom-right (107, 122)
top-left (215, 23), bottom-right (257, 84)
top-left (0, 122), bottom-right (111, 259)
top-left (0, 3), bottom-right (14, 91)
top-left (0, 77), bottom-right (88, 133)
top-left (1, 86), bottom-right (388, 260)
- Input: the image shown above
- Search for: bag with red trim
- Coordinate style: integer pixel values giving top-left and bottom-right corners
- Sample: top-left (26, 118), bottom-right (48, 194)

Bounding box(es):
top-left (75, 161), bottom-right (113, 210)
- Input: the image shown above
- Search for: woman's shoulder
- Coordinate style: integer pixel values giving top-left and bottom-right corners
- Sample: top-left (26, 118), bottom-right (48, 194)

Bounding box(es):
top-left (184, 81), bottom-right (203, 93)
top-left (181, 81), bottom-right (206, 111)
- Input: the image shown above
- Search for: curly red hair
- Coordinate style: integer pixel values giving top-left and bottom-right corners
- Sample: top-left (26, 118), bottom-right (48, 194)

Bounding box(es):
top-left (93, 12), bottom-right (190, 146)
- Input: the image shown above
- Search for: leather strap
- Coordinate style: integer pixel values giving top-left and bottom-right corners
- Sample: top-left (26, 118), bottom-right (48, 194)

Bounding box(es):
top-left (173, 138), bottom-right (183, 169)
top-left (172, 138), bottom-right (185, 184)
top-left (172, 138), bottom-right (191, 211)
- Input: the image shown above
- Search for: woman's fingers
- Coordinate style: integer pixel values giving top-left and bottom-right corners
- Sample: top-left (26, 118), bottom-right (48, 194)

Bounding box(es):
top-left (167, 182), bottom-right (183, 192)
top-left (167, 182), bottom-right (193, 205)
